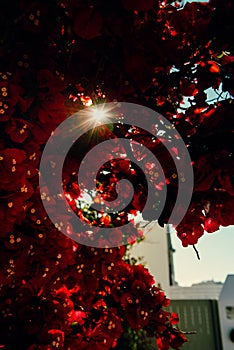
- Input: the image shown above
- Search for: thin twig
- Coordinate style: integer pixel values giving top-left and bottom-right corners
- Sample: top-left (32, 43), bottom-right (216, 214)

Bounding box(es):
top-left (182, 330), bottom-right (197, 335)
top-left (193, 245), bottom-right (200, 260)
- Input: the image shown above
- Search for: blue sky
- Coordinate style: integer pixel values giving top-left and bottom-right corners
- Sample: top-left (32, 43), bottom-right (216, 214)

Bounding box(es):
top-left (171, 226), bottom-right (234, 286)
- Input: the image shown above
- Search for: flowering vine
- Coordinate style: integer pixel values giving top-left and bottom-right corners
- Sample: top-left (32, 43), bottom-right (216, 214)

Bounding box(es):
top-left (0, 0), bottom-right (233, 349)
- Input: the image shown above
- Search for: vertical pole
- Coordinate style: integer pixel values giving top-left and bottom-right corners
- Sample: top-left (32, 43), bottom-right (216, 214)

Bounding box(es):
top-left (166, 224), bottom-right (175, 286)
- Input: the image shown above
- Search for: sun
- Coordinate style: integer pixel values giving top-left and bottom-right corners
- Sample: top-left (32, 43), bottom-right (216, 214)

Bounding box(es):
top-left (87, 104), bottom-right (115, 126)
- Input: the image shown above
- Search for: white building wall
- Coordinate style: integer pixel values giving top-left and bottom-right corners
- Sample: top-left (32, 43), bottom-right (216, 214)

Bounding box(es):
top-left (130, 222), bottom-right (171, 293)
top-left (218, 275), bottom-right (234, 350)
top-left (169, 283), bottom-right (223, 300)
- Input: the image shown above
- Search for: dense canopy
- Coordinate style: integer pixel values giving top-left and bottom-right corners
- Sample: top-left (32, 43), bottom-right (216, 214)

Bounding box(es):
top-left (0, 0), bottom-right (233, 349)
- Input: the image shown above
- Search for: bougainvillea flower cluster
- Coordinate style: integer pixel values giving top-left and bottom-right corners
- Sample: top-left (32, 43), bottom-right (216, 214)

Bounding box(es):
top-left (0, 0), bottom-right (233, 349)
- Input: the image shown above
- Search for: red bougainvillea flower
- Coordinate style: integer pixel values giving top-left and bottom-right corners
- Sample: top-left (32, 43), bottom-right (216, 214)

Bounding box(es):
top-left (73, 7), bottom-right (103, 40)
top-left (5, 118), bottom-right (32, 144)
top-left (0, 81), bottom-right (23, 122)
top-left (176, 203), bottom-right (206, 246)
top-left (68, 310), bottom-right (87, 326)
top-left (177, 224), bottom-right (205, 247)
top-left (156, 329), bottom-right (188, 350)
top-left (126, 305), bottom-right (151, 329)
top-left (204, 217), bottom-right (220, 233)
top-left (132, 264), bottom-right (155, 287)
top-left (102, 259), bottom-right (132, 279)
top-left (0, 148), bottom-right (27, 191)
top-left (180, 78), bottom-right (198, 96)
top-left (1, 1), bottom-right (233, 349)
top-left (0, 187), bottom-right (33, 236)
top-left (31, 70), bottom-right (67, 140)
top-left (170, 312), bottom-right (180, 325)
top-left (37, 90), bottom-right (66, 125)
top-left (85, 308), bottom-right (123, 349)
top-left (37, 69), bottom-right (65, 92)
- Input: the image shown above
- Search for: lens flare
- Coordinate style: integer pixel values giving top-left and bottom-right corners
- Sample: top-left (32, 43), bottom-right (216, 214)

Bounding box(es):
top-left (87, 104), bottom-right (115, 126)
